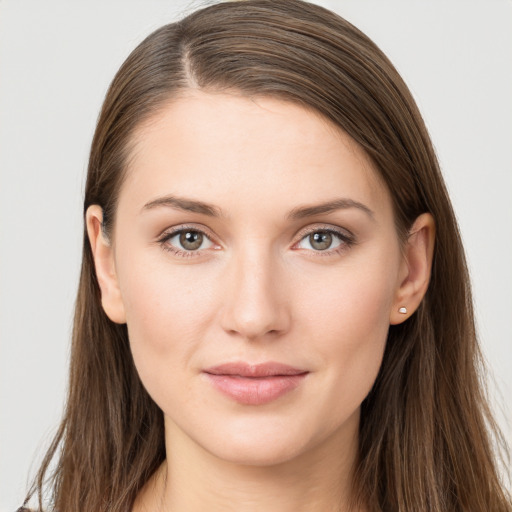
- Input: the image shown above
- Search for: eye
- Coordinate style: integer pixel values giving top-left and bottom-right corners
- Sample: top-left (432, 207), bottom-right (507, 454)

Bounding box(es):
top-left (295, 228), bottom-right (352, 253)
top-left (161, 228), bottom-right (215, 253)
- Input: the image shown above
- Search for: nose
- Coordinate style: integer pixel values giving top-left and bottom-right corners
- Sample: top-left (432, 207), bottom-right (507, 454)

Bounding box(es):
top-left (220, 244), bottom-right (291, 341)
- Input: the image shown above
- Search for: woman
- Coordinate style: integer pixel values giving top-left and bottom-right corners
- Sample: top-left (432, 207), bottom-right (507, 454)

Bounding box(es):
top-left (19, 1), bottom-right (511, 511)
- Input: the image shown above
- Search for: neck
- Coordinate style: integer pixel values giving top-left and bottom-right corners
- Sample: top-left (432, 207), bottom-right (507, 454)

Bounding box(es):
top-left (134, 412), bottom-right (363, 512)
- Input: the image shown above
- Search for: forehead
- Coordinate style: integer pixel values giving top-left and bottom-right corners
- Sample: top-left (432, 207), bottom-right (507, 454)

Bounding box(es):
top-left (121, 91), bottom-right (392, 220)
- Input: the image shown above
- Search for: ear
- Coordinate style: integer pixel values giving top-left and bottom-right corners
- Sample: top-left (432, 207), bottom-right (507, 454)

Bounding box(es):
top-left (86, 205), bottom-right (126, 324)
top-left (390, 213), bottom-right (435, 325)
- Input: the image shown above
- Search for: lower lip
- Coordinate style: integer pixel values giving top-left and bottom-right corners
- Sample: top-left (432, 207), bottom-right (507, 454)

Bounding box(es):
top-left (205, 373), bottom-right (307, 405)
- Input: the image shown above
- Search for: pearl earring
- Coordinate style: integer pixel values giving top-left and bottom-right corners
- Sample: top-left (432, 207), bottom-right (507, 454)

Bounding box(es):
top-left (398, 307), bottom-right (407, 314)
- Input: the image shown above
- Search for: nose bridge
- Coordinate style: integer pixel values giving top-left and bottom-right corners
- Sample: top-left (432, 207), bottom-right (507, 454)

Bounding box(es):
top-left (221, 240), bottom-right (289, 340)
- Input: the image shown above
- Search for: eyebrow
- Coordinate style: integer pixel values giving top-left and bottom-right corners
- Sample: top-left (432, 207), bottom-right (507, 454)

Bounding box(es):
top-left (287, 198), bottom-right (375, 221)
top-left (142, 195), bottom-right (223, 217)
top-left (142, 194), bottom-right (374, 220)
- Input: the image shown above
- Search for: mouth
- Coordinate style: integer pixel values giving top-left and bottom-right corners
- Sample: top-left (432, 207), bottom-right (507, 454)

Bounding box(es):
top-left (203, 362), bottom-right (309, 405)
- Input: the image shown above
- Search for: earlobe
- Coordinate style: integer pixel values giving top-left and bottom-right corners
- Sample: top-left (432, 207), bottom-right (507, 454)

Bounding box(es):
top-left (86, 205), bottom-right (127, 324)
top-left (390, 213), bottom-right (435, 325)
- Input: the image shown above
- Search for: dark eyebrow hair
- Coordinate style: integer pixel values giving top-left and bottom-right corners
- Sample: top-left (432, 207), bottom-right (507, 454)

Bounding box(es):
top-left (287, 198), bottom-right (375, 220)
top-left (142, 195), bottom-right (224, 217)
top-left (142, 195), bottom-right (374, 221)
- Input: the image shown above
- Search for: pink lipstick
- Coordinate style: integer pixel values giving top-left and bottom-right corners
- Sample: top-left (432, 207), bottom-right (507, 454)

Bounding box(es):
top-left (203, 362), bottom-right (308, 405)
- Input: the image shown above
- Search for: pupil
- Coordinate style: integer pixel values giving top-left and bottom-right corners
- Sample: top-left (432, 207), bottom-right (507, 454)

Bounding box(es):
top-left (310, 231), bottom-right (332, 250)
top-left (180, 231), bottom-right (203, 250)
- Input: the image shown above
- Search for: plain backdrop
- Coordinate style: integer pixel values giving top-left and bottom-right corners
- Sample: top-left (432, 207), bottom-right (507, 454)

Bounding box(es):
top-left (1, 1), bottom-right (511, 510)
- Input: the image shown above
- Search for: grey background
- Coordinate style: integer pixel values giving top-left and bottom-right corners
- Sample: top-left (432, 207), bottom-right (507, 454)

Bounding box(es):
top-left (1, 1), bottom-right (511, 509)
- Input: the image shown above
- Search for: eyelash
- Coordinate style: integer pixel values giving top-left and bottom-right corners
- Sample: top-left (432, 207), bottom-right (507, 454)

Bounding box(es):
top-left (157, 224), bottom-right (217, 259)
top-left (294, 225), bottom-right (355, 256)
top-left (157, 224), bottom-right (356, 259)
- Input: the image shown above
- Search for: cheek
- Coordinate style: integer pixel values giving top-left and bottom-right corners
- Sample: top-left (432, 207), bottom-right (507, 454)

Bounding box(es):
top-left (293, 253), bottom-right (397, 425)
top-left (296, 249), bottom-right (397, 342)
top-left (116, 251), bottom-right (219, 393)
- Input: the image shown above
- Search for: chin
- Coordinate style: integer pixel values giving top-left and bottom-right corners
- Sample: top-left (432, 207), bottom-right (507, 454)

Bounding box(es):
top-left (206, 436), bottom-right (308, 467)
top-left (191, 414), bottom-right (324, 467)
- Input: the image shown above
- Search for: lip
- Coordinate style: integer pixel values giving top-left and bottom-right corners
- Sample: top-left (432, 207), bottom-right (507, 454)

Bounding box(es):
top-left (203, 362), bottom-right (309, 405)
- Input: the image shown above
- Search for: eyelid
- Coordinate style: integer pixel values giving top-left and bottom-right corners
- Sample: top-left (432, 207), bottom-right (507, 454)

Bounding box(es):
top-left (156, 222), bottom-right (355, 258)
top-left (157, 224), bottom-right (222, 255)
top-left (293, 223), bottom-right (355, 243)
top-left (158, 223), bottom-right (218, 240)
top-left (291, 223), bottom-right (356, 255)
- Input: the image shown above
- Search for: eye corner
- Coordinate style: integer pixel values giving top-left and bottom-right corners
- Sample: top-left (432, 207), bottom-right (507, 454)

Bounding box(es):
top-left (156, 224), bottom-right (221, 258)
top-left (292, 225), bottom-right (356, 256)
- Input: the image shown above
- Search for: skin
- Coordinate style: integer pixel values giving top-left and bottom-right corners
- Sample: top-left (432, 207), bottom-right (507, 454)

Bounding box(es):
top-left (87, 91), bottom-right (435, 512)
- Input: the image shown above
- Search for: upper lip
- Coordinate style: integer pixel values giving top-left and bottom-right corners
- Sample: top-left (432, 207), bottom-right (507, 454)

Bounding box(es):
top-left (204, 362), bottom-right (308, 378)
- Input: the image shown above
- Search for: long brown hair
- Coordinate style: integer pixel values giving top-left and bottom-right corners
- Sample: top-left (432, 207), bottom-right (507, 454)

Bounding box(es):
top-left (23, 1), bottom-right (511, 511)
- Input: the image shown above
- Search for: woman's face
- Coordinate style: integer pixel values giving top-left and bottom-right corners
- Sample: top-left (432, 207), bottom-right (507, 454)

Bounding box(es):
top-left (95, 91), bottom-right (408, 465)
